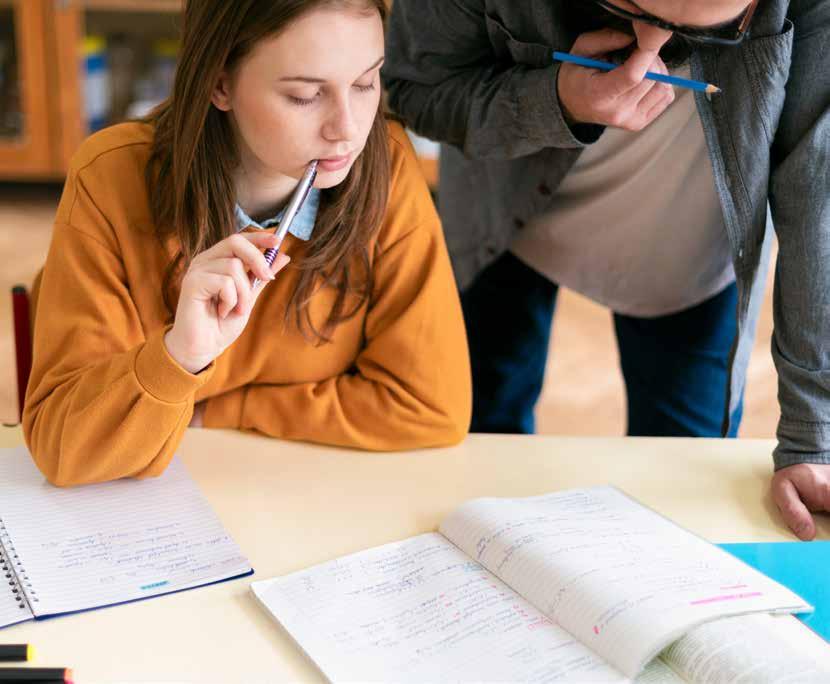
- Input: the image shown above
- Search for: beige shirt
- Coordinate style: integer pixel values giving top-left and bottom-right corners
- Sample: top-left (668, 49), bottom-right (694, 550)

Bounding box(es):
top-left (510, 67), bottom-right (735, 317)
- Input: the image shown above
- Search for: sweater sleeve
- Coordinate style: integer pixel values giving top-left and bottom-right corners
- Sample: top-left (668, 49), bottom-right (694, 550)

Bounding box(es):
top-left (22, 170), bottom-right (213, 486)
top-left (203, 132), bottom-right (472, 450)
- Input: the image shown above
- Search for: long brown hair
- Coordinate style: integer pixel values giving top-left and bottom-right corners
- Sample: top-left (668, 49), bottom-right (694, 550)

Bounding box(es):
top-left (145, 0), bottom-right (390, 342)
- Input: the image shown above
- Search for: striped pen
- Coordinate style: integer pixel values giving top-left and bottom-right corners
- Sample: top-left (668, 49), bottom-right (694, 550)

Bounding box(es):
top-left (251, 160), bottom-right (318, 289)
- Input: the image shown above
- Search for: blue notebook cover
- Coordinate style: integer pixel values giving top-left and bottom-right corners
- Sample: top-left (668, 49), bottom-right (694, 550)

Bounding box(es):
top-left (719, 542), bottom-right (829, 642)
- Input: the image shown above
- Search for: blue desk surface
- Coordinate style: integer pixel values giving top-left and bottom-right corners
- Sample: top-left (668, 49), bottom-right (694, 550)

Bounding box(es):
top-left (719, 542), bottom-right (829, 642)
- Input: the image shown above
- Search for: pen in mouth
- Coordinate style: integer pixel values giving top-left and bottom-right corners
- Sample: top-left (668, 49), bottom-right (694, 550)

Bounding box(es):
top-left (251, 160), bottom-right (318, 288)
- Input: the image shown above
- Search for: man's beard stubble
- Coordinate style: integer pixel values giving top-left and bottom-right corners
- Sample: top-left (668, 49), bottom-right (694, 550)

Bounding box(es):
top-left (560, 1), bottom-right (697, 68)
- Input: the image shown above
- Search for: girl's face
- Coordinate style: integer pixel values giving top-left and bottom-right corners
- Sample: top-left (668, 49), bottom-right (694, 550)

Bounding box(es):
top-left (212, 6), bottom-right (384, 192)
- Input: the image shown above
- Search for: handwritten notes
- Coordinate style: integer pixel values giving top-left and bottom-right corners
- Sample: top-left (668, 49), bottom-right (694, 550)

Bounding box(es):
top-left (252, 486), bottom-right (820, 682)
top-left (253, 533), bottom-right (627, 683)
top-left (440, 487), bottom-right (811, 677)
top-left (0, 448), bottom-right (250, 619)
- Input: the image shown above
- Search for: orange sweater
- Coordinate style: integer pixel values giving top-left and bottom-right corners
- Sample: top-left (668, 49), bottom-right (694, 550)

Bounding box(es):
top-left (23, 121), bottom-right (471, 486)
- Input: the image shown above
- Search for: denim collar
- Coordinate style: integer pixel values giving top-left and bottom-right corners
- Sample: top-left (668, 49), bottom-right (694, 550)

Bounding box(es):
top-left (233, 187), bottom-right (321, 241)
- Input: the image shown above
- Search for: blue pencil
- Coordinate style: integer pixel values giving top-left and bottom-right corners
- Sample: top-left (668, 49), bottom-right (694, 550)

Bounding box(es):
top-left (553, 51), bottom-right (721, 94)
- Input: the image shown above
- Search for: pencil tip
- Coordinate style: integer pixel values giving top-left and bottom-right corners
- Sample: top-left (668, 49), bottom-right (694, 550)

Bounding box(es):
top-left (707, 85), bottom-right (722, 94)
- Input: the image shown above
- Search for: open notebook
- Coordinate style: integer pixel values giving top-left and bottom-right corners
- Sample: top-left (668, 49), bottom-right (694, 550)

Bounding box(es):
top-left (0, 446), bottom-right (252, 629)
top-left (252, 487), bottom-right (829, 682)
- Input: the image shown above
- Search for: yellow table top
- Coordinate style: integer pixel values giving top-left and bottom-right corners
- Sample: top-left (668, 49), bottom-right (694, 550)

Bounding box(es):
top-left (1, 427), bottom-right (827, 682)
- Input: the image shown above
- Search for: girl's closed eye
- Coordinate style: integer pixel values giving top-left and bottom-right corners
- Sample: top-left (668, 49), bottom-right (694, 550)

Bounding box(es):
top-left (287, 79), bottom-right (375, 106)
top-left (287, 90), bottom-right (321, 106)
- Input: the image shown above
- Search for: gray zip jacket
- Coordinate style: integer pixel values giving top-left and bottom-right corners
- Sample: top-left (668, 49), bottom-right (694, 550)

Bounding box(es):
top-left (382, 0), bottom-right (830, 469)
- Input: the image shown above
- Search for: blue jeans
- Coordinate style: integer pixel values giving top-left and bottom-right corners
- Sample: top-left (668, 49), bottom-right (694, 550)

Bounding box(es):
top-left (461, 252), bottom-right (744, 436)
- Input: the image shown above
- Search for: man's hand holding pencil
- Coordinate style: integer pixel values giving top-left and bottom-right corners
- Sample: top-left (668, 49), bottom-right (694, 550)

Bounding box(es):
top-left (556, 27), bottom-right (676, 132)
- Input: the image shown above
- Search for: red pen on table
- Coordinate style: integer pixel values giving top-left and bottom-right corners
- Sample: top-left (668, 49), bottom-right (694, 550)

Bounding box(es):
top-left (0, 667), bottom-right (72, 683)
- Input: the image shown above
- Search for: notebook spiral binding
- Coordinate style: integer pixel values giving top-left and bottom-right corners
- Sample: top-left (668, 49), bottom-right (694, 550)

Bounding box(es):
top-left (0, 516), bottom-right (33, 613)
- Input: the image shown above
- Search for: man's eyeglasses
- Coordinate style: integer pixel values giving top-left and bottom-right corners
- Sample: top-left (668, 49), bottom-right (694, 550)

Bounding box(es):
top-left (592, 0), bottom-right (759, 46)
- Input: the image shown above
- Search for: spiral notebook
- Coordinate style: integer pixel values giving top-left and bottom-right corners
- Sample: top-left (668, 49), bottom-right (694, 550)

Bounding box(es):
top-left (0, 446), bottom-right (252, 629)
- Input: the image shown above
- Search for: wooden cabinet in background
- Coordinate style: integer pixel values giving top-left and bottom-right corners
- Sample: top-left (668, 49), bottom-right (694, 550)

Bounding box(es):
top-left (0, 0), bottom-right (62, 178)
top-left (0, 0), bottom-right (181, 180)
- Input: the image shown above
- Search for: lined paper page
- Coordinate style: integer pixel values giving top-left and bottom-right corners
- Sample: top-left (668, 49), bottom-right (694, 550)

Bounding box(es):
top-left (633, 658), bottom-right (685, 683)
top-left (0, 589), bottom-right (32, 629)
top-left (440, 487), bottom-right (811, 679)
top-left (0, 446), bottom-right (251, 618)
top-left (661, 613), bottom-right (830, 682)
top-left (253, 533), bottom-right (629, 683)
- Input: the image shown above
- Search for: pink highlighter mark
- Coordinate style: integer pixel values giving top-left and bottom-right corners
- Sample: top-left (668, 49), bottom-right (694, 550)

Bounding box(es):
top-left (691, 591), bottom-right (762, 606)
top-left (593, 626), bottom-right (600, 635)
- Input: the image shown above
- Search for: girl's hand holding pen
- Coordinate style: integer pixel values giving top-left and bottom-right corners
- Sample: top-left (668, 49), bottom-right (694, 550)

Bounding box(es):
top-left (557, 28), bottom-right (674, 132)
top-left (164, 231), bottom-right (290, 374)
